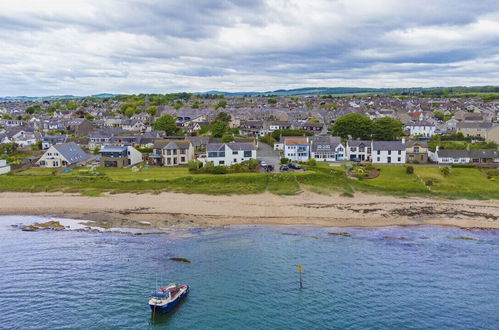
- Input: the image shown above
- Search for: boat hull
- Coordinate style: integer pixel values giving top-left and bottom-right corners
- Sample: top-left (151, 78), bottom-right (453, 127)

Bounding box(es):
top-left (149, 286), bottom-right (189, 313)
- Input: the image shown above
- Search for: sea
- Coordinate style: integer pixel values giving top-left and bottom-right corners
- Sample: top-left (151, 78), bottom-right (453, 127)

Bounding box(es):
top-left (0, 215), bottom-right (498, 329)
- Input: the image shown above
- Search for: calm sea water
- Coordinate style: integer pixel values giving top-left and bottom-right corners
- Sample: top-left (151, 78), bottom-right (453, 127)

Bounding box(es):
top-left (0, 216), bottom-right (498, 329)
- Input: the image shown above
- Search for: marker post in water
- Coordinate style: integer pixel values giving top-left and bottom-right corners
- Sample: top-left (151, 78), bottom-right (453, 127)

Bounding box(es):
top-left (297, 265), bottom-right (303, 289)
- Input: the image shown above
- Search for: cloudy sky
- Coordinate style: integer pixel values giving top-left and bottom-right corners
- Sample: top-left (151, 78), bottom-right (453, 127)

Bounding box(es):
top-left (1, 0), bottom-right (499, 96)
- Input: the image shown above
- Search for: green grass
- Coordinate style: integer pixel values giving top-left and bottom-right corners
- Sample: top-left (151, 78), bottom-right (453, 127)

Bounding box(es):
top-left (1, 165), bottom-right (498, 199)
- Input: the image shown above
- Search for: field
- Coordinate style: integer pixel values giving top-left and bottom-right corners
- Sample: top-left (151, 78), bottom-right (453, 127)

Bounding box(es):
top-left (1, 164), bottom-right (498, 199)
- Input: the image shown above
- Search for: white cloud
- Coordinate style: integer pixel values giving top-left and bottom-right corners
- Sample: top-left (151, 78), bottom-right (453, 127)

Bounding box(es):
top-left (0, 0), bottom-right (499, 95)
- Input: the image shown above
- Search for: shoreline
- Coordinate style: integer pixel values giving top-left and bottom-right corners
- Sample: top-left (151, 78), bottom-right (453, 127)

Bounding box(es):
top-left (1, 192), bottom-right (499, 230)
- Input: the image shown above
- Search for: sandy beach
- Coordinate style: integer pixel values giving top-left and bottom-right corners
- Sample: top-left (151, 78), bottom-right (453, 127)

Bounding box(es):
top-left (1, 191), bottom-right (498, 229)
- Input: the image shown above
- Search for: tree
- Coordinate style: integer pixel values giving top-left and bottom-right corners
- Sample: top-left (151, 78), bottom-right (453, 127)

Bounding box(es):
top-left (146, 106), bottom-right (157, 116)
top-left (372, 117), bottom-right (403, 141)
top-left (153, 114), bottom-right (177, 135)
top-left (214, 111), bottom-right (231, 123)
top-left (433, 110), bottom-right (445, 121)
top-left (221, 134), bottom-right (234, 143)
top-left (210, 120), bottom-right (228, 138)
top-left (332, 113), bottom-right (373, 139)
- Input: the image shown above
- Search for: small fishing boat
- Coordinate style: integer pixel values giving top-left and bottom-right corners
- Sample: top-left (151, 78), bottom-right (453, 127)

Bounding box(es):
top-left (149, 283), bottom-right (189, 313)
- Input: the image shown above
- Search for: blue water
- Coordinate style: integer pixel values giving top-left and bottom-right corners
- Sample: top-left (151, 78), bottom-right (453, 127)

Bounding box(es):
top-left (1, 216), bottom-right (498, 329)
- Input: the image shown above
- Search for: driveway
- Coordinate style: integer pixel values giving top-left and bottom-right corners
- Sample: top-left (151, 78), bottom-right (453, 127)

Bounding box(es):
top-left (257, 142), bottom-right (281, 170)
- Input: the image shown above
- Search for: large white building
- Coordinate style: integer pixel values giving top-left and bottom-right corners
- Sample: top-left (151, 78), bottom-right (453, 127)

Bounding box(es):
top-left (37, 142), bottom-right (91, 168)
top-left (204, 142), bottom-right (257, 166)
top-left (310, 136), bottom-right (345, 161)
top-left (282, 136), bottom-right (310, 162)
top-left (346, 140), bottom-right (372, 161)
top-left (372, 141), bottom-right (406, 164)
top-left (405, 121), bottom-right (436, 137)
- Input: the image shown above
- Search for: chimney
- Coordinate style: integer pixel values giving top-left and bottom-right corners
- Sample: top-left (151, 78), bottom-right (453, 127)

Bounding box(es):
top-left (436, 146), bottom-right (440, 152)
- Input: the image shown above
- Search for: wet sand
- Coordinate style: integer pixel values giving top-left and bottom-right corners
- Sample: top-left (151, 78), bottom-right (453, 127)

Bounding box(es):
top-left (1, 192), bottom-right (498, 229)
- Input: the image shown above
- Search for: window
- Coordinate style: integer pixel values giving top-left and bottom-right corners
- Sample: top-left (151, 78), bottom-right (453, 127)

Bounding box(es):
top-left (219, 161), bottom-right (225, 165)
top-left (414, 147), bottom-right (419, 153)
top-left (233, 151), bottom-right (238, 155)
top-left (181, 157), bottom-right (185, 162)
top-left (397, 157), bottom-right (401, 162)
top-left (377, 150), bottom-right (380, 155)
top-left (350, 147), bottom-right (356, 152)
top-left (180, 149), bottom-right (186, 155)
top-left (377, 157), bottom-right (380, 162)
top-left (244, 150), bottom-right (252, 157)
top-left (388, 151), bottom-right (392, 155)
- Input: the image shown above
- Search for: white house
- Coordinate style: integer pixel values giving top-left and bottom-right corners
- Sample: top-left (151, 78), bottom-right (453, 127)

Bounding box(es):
top-left (99, 145), bottom-right (143, 167)
top-left (203, 142), bottom-right (257, 166)
top-left (37, 142), bottom-right (91, 168)
top-left (346, 140), bottom-right (372, 161)
top-left (405, 121), bottom-right (436, 137)
top-left (372, 141), bottom-right (406, 164)
top-left (310, 136), bottom-right (345, 161)
top-left (282, 136), bottom-right (310, 162)
top-left (0, 159), bottom-right (11, 175)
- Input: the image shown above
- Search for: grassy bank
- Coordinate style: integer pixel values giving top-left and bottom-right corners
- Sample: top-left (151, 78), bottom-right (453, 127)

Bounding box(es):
top-left (1, 164), bottom-right (498, 199)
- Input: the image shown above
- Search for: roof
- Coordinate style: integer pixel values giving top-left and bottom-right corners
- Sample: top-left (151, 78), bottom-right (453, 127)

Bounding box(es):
top-left (405, 121), bottom-right (435, 127)
top-left (437, 149), bottom-right (470, 158)
top-left (456, 122), bottom-right (494, 129)
top-left (284, 136), bottom-right (309, 145)
top-left (372, 141), bottom-right (405, 151)
top-left (405, 141), bottom-right (428, 148)
top-left (52, 143), bottom-right (90, 164)
top-left (153, 139), bottom-right (191, 149)
top-left (100, 145), bottom-right (127, 153)
top-left (469, 149), bottom-right (499, 158)
top-left (206, 142), bottom-right (256, 152)
top-left (310, 136), bottom-right (342, 153)
top-left (347, 140), bottom-right (371, 147)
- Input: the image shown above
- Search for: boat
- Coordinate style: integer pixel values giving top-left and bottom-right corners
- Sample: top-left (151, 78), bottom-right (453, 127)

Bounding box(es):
top-left (149, 283), bottom-right (189, 313)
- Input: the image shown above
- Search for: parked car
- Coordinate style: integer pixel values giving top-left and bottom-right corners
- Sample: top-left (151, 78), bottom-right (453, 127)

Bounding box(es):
top-left (288, 162), bottom-right (301, 169)
top-left (279, 165), bottom-right (289, 171)
top-left (259, 160), bottom-right (268, 167)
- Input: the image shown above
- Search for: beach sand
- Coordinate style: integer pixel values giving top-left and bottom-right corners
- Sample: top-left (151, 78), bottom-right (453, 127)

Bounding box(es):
top-left (1, 191), bottom-right (498, 229)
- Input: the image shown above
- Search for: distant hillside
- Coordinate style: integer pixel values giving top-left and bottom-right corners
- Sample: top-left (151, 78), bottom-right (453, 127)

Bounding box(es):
top-left (199, 86), bottom-right (499, 97)
top-left (0, 93), bottom-right (117, 102)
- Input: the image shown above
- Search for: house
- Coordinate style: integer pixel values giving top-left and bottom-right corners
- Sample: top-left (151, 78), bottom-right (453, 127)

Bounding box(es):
top-left (122, 119), bottom-right (147, 132)
top-left (372, 141), bottom-right (406, 164)
top-left (6, 129), bottom-right (41, 148)
top-left (456, 122), bottom-right (494, 138)
top-left (404, 121), bottom-right (436, 137)
top-left (434, 148), bottom-right (471, 164)
top-left (37, 142), bottom-right (91, 168)
top-left (310, 136), bottom-right (345, 161)
top-left (99, 145), bottom-right (142, 168)
top-left (66, 119), bottom-right (94, 136)
top-left (42, 135), bottom-right (67, 150)
top-left (486, 125), bottom-right (499, 144)
top-left (469, 149), bottom-right (499, 164)
top-left (203, 142), bottom-right (257, 166)
top-left (0, 159), bottom-right (11, 175)
top-left (150, 140), bottom-right (194, 166)
top-left (299, 121), bottom-right (325, 134)
top-left (405, 141), bottom-right (429, 163)
top-left (346, 140), bottom-right (371, 161)
top-left (239, 120), bottom-right (264, 136)
top-left (282, 136), bottom-right (310, 162)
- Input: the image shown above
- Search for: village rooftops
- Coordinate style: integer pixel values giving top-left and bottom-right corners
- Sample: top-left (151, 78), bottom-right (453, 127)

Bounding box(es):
top-left (207, 142), bottom-right (256, 152)
top-left (347, 140), bottom-right (371, 147)
top-left (153, 139), bottom-right (192, 150)
top-left (283, 136), bottom-right (309, 145)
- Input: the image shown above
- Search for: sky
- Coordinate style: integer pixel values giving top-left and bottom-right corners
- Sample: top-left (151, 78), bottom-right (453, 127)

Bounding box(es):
top-left (1, 0), bottom-right (499, 96)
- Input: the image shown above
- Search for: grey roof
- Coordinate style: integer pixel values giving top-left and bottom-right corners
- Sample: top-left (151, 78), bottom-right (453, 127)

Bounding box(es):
top-left (437, 149), bottom-right (470, 158)
top-left (43, 134), bottom-right (67, 143)
top-left (100, 145), bottom-right (127, 153)
top-left (154, 139), bottom-right (191, 149)
top-left (372, 141), bottom-right (405, 151)
top-left (227, 142), bottom-right (256, 151)
top-left (469, 149), bottom-right (499, 158)
top-left (405, 120), bottom-right (435, 127)
top-left (53, 143), bottom-right (91, 164)
top-left (347, 140), bottom-right (371, 147)
top-left (310, 136), bottom-right (342, 153)
top-left (206, 143), bottom-right (225, 152)
top-left (456, 122), bottom-right (494, 129)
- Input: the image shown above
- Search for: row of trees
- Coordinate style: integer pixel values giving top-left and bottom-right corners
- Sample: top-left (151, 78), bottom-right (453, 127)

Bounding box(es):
top-left (332, 113), bottom-right (404, 141)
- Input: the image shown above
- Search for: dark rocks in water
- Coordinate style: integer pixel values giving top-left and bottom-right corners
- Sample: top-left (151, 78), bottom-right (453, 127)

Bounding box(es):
top-left (328, 232), bottom-right (352, 237)
top-left (383, 236), bottom-right (410, 241)
top-left (447, 235), bottom-right (476, 241)
top-left (169, 257), bottom-right (191, 263)
top-left (20, 221), bottom-right (65, 232)
top-left (282, 233), bottom-right (300, 236)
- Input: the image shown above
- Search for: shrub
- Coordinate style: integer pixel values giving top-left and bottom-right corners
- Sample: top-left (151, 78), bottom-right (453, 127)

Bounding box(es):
top-left (280, 158), bottom-right (289, 165)
top-left (451, 164), bottom-right (476, 168)
top-left (405, 165), bottom-right (414, 174)
top-left (441, 166), bottom-right (451, 176)
top-left (188, 160), bottom-right (202, 172)
top-left (307, 158), bottom-right (317, 166)
top-left (425, 179), bottom-right (434, 186)
top-left (412, 160), bottom-right (420, 164)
